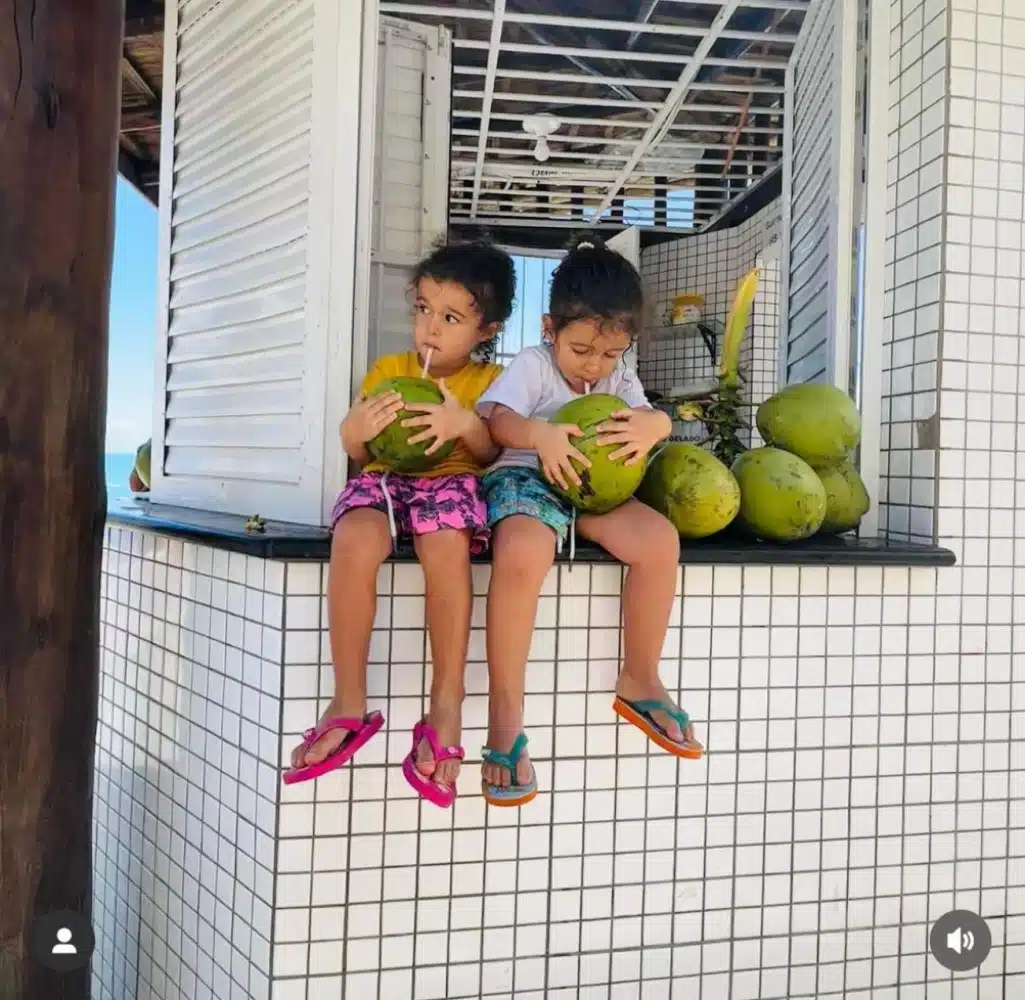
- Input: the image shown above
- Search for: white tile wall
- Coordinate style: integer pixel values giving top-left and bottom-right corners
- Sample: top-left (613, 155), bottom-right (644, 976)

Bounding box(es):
top-left (95, 525), bottom-right (1025, 999)
top-left (639, 202), bottom-right (783, 446)
top-left (935, 0), bottom-right (1025, 567)
top-left (94, 528), bottom-right (285, 1000)
top-left (880, 0), bottom-right (951, 543)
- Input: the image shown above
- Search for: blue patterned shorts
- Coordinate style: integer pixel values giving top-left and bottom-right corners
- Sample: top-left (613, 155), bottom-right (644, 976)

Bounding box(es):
top-left (481, 466), bottom-right (574, 542)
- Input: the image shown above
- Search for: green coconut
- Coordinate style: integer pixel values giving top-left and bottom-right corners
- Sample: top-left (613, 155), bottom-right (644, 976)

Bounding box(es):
top-left (755, 382), bottom-right (862, 468)
top-left (817, 460), bottom-right (871, 534)
top-left (366, 376), bottom-right (455, 474)
top-left (639, 443), bottom-right (740, 539)
top-left (547, 393), bottom-right (646, 514)
top-left (731, 446), bottom-right (827, 542)
top-left (134, 439), bottom-right (152, 489)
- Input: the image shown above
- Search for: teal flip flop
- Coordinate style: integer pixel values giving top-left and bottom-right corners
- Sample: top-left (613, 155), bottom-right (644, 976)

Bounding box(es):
top-left (481, 733), bottom-right (538, 807)
top-left (614, 695), bottom-right (704, 759)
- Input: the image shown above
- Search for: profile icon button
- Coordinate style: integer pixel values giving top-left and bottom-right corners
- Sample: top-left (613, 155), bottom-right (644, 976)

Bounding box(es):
top-left (52, 927), bottom-right (77, 955)
top-left (29, 910), bottom-right (95, 973)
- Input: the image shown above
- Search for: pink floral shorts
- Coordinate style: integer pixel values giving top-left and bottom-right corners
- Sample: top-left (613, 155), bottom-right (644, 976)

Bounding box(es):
top-left (331, 470), bottom-right (489, 554)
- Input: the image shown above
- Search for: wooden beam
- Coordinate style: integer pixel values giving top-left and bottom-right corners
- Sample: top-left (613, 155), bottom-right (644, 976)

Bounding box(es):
top-left (0, 1), bottom-right (122, 994)
top-left (121, 51), bottom-right (156, 103)
top-left (121, 94), bottom-right (159, 110)
top-left (721, 94), bottom-right (752, 176)
top-left (121, 106), bottom-right (161, 131)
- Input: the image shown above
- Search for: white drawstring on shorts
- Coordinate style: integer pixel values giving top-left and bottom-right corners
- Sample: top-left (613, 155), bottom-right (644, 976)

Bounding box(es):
top-left (558, 513), bottom-right (577, 570)
top-left (381, 471), bottom-right (398, 550)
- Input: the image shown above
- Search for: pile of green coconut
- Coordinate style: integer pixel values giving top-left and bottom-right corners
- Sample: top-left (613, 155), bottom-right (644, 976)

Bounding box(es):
top-left (643, 382), bottom-right (869, 541)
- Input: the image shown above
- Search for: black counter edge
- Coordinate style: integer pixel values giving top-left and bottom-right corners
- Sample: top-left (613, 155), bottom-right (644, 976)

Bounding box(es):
top-left (106, 502), bottom-right (957, 568)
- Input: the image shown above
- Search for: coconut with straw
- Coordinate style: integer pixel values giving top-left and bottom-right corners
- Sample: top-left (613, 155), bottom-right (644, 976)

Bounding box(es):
top-left (364, 345), bottom-right (453, 473)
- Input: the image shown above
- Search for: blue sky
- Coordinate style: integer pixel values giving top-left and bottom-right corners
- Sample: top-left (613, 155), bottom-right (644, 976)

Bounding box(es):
top-left (107, 177), bottom-right (157, 454)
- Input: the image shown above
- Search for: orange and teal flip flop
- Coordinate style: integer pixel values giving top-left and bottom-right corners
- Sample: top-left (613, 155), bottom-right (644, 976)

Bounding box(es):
top-left (613, 696), bottom-right (704, 759)
top-left (481, 733), bottom-right (538, 807)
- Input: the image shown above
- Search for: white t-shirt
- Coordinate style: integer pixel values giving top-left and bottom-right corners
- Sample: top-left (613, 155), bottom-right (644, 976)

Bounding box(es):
top-left (477, 344), bottom-right (653, 471)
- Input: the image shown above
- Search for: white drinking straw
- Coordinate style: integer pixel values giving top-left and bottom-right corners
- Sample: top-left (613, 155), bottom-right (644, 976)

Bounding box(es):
top-left (421, 348), bottom-right (433, 378)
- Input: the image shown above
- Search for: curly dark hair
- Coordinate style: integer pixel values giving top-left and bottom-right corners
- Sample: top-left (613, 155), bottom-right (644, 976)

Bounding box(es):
top-left (410, 238), bottom-right (517, 363)
top-left (548, 232), bottom-right (644, 340)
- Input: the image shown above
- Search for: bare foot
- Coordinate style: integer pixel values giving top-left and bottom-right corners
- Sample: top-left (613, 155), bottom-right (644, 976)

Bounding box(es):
top-left (415, 698), bottom-right (463, 787)
top-left (482, 702), bottom-right (533, 789)
top-left (290, 697), bottom-right (364, 769)
top-left (615, 672), bottom-right (703, 753)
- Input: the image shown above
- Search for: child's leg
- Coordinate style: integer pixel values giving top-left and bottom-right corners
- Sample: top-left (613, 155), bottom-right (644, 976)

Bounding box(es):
top-left (411, 528), bottom-right (473, 786)
top-left (483, 515), bottom-right (558, 789)
top-left (291, 507), bottom-right (392, 767)
top-left (577, 499), bottom-right (702, 751)
top-left (477, 468), bottom-right (569, 793)
top-left (398, 472), bottom-right (490, 791)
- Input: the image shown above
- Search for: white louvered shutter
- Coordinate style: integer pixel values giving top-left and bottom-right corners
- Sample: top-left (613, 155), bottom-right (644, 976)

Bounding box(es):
top-left (362, 18), bottom-right (452, 371)
top-left (781, 0), bottom-right (858, 388)
top-left (151, 0), bottom-right (327, 523)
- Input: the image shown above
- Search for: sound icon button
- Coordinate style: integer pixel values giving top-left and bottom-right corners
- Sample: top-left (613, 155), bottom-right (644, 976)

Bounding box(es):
top-left (930, 910), bottom-right (992, 972)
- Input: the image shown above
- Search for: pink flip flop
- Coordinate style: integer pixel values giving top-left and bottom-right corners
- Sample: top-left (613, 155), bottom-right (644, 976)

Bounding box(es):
top-left (282, 711), bottom-right (384, 784)
top-left (401, 719), bottom-right (465, 808)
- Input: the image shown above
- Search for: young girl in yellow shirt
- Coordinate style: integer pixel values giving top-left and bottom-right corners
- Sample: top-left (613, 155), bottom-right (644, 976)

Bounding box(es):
top-left (283, 241), bottom-right (515, 808)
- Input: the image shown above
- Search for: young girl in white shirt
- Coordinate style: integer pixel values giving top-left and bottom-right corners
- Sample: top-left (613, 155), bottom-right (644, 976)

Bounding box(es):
top-left (475, 235), bottom-right (704, 806)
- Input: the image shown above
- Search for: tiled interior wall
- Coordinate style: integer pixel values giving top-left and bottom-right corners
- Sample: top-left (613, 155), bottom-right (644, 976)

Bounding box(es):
top-left (641, 227), bottom-right (738, 398)
top-left (96, 524), bottom-right (1025, 1000)
top-left (639, 202), bottom-right (783, 445)
top-left (743, 253), bottom-right (782, 447)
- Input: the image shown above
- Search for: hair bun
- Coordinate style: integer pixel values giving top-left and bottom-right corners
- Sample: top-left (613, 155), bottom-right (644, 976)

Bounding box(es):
top-left (568, 232), bottom-right (607, 254)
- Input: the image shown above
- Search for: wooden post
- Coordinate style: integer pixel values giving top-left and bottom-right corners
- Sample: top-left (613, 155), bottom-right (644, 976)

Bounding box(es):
top-left (0, 1), bottom-right (123, 996)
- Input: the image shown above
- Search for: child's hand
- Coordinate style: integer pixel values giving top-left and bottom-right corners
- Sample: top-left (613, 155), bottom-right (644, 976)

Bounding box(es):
top-left (596, 409), bottom-right (670, 466)
top-left (532, 421), bottom-right (591, 491)
top-left (402, 379), bottom-right (475, 455)
top-left (345, 390), bottom-right (404, 443)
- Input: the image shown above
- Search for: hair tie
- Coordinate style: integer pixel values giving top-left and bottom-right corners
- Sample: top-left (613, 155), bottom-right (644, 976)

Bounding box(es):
top-left (577, 241), bottom-right (595, 250)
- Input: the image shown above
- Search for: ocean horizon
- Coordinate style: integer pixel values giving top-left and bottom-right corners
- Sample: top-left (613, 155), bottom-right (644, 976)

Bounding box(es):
top-left (106, 451), bottom-right (137, 506)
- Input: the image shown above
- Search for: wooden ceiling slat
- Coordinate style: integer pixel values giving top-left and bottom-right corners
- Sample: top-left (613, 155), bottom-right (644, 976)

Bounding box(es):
top-left (119, 3), bottom-right (164, 204)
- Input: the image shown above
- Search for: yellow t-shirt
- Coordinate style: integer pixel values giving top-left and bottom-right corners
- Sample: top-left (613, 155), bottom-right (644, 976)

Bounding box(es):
top-left (359, 352), bottom-right (502, 477)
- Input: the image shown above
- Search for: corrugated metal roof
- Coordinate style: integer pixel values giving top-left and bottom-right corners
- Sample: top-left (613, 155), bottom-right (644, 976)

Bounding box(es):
top-left (381, 0), bottom-right (807, 233)
top-left (121, 0), bottom-right (808, 231)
